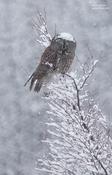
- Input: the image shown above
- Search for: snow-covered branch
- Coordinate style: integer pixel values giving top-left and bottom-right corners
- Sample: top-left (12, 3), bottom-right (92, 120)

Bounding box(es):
top-left (33, 10), bottom-right (52, 47)
top-left (36, 61), bottom-right (112, 175)
top-left (79, 60), bottom-right (98, 89)
top-left (33, 11), bottom-right (112, 175)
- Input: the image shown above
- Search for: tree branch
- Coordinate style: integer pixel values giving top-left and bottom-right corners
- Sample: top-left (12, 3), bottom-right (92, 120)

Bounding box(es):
top-left (94, 155), bottom-right (108, 175)
top-left (32, 10), bottom-right (52, 47)
top-left (64, 73), bottom-right (81, 111)
top-left (79, 60), bottom-right (98, 89)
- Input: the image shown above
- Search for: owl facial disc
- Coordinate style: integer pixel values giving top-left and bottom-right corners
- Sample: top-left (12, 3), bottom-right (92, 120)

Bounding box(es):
top-left (57, 32), bottom-right (74, 41)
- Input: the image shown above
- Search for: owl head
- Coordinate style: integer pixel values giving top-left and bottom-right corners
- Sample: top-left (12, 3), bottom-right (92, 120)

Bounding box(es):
top-left (50, 32), bottom-right (76, 54)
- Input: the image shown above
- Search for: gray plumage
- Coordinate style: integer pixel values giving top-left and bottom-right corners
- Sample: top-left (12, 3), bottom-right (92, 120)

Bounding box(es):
top-left (24, 33), bottom-right (76, 92)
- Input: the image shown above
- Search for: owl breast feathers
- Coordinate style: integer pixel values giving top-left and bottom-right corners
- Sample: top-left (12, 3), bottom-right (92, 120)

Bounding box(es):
top-left (25, 33), bottom-right (76, 92)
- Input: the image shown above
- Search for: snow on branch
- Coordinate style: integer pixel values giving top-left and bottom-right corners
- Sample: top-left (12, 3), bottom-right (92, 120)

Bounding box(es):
top-left (79, 59), bottom-right (98, 89)
top-left (33, 11), bottom-right (112, 175)
top-left (33, 10), bottom-right (52, 47)
top-left (36, 59), bottom-right (112, 175)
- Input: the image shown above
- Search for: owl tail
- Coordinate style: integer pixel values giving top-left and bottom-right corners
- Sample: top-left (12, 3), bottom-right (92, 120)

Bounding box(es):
top-left (30, 77), bottom-right (43, 92)
top-left (24, 73), bottom-right (43, 92)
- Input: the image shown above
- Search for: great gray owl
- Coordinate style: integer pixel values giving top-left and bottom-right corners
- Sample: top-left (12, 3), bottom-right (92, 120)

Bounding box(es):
top-left (24, 33), bottom-right (76, 92)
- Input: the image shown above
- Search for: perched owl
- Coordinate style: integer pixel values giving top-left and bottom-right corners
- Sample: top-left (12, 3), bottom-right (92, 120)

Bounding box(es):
top-left (24, 33), bottom-right (76, 92)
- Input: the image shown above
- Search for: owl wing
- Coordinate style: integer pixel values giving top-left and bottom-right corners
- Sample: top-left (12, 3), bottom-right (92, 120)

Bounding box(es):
top-left (25, 46), bottom-right (58, 92)
top-left (57, 52), bottom-right (75, 74)
top-left (40, 46), bottom-right (57, 68)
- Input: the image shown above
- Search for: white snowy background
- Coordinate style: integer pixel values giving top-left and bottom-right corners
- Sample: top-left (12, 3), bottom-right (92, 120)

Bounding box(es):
top-left (0, 0), bottom-right (112, 174)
